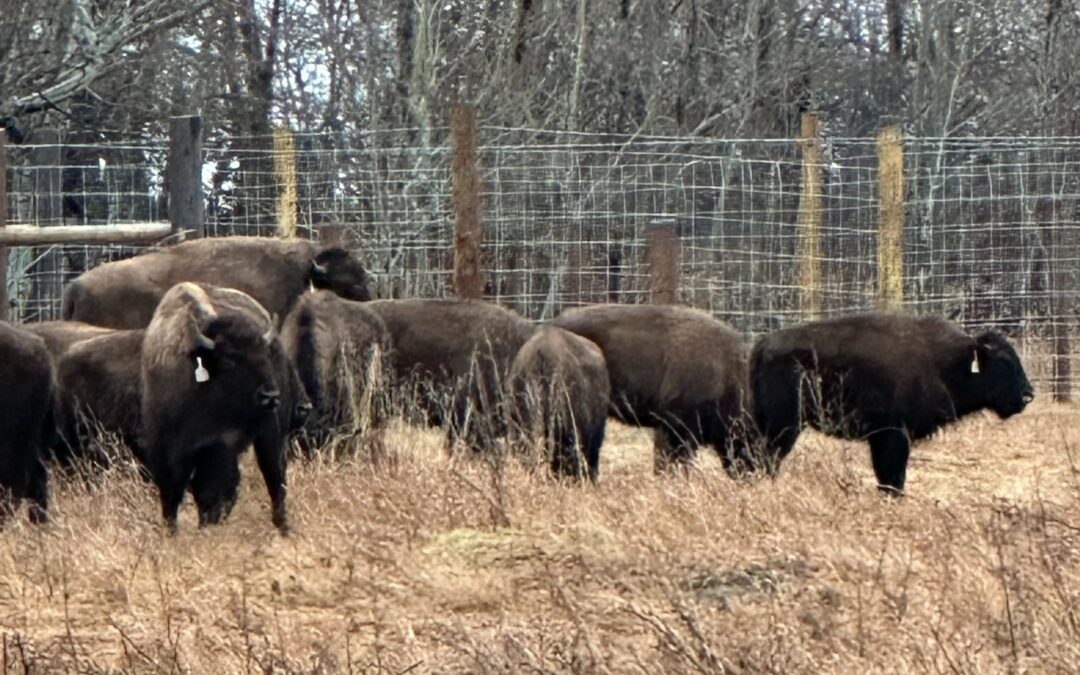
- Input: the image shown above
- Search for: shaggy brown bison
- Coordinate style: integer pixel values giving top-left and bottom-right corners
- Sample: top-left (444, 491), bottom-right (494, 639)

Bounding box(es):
top-left (55, 316), bottom-right (309, 530)
top-left (280, 290), bottom-right (391, 452)
top-left (508, 326), bottom-right (610, 482)
top-left (364, 299), bottom-right (535, 450)
top-left (750, 312), bottom-right (1035, 495)
top-left (63, 236), bottom-right (371, 329)
top-left (23, 320), bottom-right (114, 359)
top-left (554, 304), bottom-right (753, 472)
top-left (141, 282), bottom-right (292, 533)
top-left (55, 329), bottom-right (145, 467)
top-left (0, 322), bottom-right (53, 524)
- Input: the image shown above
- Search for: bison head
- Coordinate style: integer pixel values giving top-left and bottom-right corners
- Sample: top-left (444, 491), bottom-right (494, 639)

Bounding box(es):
top-left (310, 247), bottom-right (371, 302)
top-left (973, 330), bottom-right (1034, 419)
top-left (191, 313), bottom-right (281, 413)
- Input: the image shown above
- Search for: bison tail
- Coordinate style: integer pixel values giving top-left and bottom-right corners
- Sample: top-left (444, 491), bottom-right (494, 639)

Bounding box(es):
top-left (293, 302), bottom-right (322, 411)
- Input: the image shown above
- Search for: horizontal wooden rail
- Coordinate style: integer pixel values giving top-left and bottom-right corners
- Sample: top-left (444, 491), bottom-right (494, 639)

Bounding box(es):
top-left (0, 223), bottom-right (174, 246)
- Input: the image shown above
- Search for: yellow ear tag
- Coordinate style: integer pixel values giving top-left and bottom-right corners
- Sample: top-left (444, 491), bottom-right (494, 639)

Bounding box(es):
top-left (195, 357), bottom-right (210, 383)
top-left (970, 351), bottom-right (980, 374)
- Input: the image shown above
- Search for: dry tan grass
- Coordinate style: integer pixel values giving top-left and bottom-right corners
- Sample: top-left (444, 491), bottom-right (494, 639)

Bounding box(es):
top-left (1, 404), bottom-right (1079, 674)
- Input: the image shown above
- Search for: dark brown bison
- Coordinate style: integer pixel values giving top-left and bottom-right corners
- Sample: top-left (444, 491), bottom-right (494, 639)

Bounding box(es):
top-left (55, 316), bottom-right (309, 529)
top-left (22, 320), bottom-right (114, 359)
top-left (281, 290), bottom-right (390, 452)
top-left (750, 312), bottom-right (1035, 494)
top-left (141, 282), bottom-right (293, 533)
top-left (554, 304), bottom-right (753, 472)
top-left (364, 299), bottom-right (535, 450)
top-left (0, 322), bottom-right (53, 524)
top-left (63, 236), bottom-right (371, 329)
top-left (508, 326), bottom-right (611, 482)
top-left (55, 329), bottom-right (145, 468)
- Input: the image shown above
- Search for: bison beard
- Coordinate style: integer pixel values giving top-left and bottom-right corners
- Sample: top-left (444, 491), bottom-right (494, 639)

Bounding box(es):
top-left (750, 312), bottom-right (1035, 494)
top-left (62, 236), bottom-right (372, 330)
top-left (508, 326), bottom-right (611, 482)
top-left (0, 323), bottom-right (54, 525)
top-left (140, 283), bottom-right (290, 533)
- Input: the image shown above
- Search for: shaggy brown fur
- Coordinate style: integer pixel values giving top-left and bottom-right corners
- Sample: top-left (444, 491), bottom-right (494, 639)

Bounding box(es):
top-left (63, 237), bottom-right (371, 329)
top-left (508, 326), bottom-right (610, 482)
top-left (751, 312), bottom-right (1035, 494)
top-left (140, 283), bottom-right (286, 533)
top-left (364, 298), bottom-right (536, 451)
top-left (281, 291), bottom-right (390, 452)
top-left (0, 322), bottom-right (53, 524)
top-left (554, 304), bottom-right (752, 472)
top-left (22, 321), bottom-right (115, 359)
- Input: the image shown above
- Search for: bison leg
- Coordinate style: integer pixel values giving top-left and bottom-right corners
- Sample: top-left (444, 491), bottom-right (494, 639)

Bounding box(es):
top-left (868, 429), bottom-right (910, 496)
top-left (190, 449), bottom-right (241, 527)
top-left (24, 457), bottom-right (49, 525)
top-left (653, 427), bottom-right (697, 474)
top-left (154, 465), bottom-right (190, 534)
top-left (253, 437), bottom-right (289, 534)
top-left (583, 419), bottom-right (606, 483)
top-left (752, 359), bottom-right (806, 476)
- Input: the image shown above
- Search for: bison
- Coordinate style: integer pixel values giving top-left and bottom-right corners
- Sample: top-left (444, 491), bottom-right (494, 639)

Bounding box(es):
top-left (554, 304), bottom-right (753, 473)
top-left (54, 316), bottom-right (309, 530)
top-left (63, 236), bottom-right (371, 329)
top-left (23, 320), bottom-right (114, 359)
top-left (280, 290), bottom-right (391, 453)
top-left (508, 326), bottom-right (611, 482)
top-left (140, 282), bottom-right (295, 532)
top-left (364, 298), bottom-right (535, 451)
top-left (0, 322), bottom-right (53, 524)
top-left (750, 312), bottom-right (1035, 494)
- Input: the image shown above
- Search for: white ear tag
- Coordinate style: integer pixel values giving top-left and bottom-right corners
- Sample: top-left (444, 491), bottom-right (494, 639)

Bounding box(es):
top-left (195, 357), bottom-right (210, 383)
top-left (970, 351), bottom-right (980, 374)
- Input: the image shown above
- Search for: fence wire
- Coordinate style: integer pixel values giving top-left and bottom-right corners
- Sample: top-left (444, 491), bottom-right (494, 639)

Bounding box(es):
top-left (3, 128), bottom-right (1077, 395)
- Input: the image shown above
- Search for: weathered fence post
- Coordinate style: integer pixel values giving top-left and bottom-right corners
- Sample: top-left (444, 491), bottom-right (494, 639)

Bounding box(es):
top-left (166, 115), bottom-right (204, 239)
top-left (647, 220), bottom-right (679, 304)
top-left (796, 112), bottom-right (823, 318)
top-left (452, 103), bottom-right (484, 300)
top-left (878, 122), bottom-right (905, 309)
top-left (0, 131), bottom-right (7, 321)
top-left (273, 125), bottom-right (298, 238)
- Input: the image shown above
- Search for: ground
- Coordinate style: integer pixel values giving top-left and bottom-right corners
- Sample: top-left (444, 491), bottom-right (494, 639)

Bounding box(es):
top-left (0, 402), bottom-right (1078, 673)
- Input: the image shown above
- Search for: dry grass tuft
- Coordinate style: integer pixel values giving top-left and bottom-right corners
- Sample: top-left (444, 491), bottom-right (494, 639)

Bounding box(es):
top-left (1, 402), bottom-right (1079, 673)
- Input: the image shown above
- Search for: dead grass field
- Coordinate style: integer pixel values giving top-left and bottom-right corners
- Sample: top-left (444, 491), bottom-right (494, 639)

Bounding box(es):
top-left (1, 402), bottom-right (1079, 673)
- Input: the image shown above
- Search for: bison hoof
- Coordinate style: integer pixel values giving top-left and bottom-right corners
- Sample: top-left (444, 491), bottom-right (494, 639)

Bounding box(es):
top-left (877, 484), bottom-right (906, 498)
top-left (28, 506), bottom-right (49, 525)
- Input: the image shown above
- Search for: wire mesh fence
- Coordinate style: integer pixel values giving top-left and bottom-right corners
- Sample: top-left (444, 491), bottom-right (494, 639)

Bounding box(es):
top-left (3, 126), bottom-right (1077, 395)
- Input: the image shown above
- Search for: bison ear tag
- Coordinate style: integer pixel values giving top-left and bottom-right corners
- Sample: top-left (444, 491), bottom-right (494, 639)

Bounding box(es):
top-left (970, 351), bottom-right (980, 374)
top-left (195, 357), bottom-right (210, 383)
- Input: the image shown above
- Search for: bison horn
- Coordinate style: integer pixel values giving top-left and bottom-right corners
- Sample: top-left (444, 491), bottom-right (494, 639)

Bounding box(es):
top-left (310, 261), bottom-right (328, 277)
top-left (196, 331), bottom-right (215, 352)
top-left (263, 314), bottom-right (279, 344)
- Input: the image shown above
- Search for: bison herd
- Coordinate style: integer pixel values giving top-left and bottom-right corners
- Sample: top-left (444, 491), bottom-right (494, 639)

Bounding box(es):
top-left (0, 237), bottom-right (1036, 533)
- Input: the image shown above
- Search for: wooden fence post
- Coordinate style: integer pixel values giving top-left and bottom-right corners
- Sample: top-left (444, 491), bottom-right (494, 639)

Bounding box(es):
top-left (273, 126), bottom-right (298, 238)
top-left (452, 104), bottom-right (484, 300)
top-left (167, 115), bottom-right (204, 239)
top-left (647, 220), bottom-right (679, 304)
top-left (878, 122), bottom-right (904, 309)
top-left (0, 132), bottom-right (7, 321)
top-left (796, 112), bottom-right (823, 318)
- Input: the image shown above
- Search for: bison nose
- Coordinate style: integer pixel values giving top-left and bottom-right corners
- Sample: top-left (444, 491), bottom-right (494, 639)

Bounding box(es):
top-left (1022, 389), bottom-right (1035, 405)
top-left (257, 388), bottom-right (281, 410)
